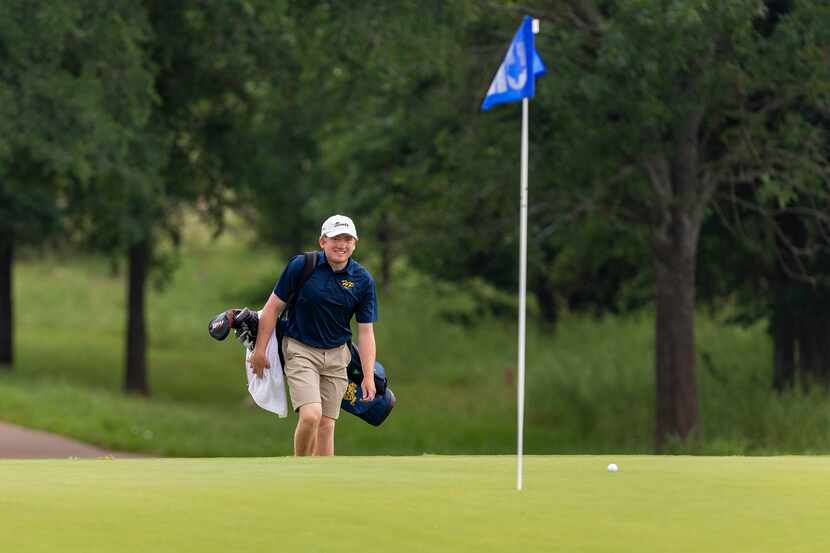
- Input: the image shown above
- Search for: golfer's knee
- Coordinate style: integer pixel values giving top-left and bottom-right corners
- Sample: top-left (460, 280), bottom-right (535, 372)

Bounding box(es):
top-left (318, 416), bottom-right (335, 434)
top-left (298, 403), bottom-right (322, 427)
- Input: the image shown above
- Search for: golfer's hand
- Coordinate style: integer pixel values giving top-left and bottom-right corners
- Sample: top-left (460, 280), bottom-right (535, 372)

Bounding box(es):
top-left (250, 350), bottom-right (269, 378)
top-left (361, 378), bottom-right (376, 402)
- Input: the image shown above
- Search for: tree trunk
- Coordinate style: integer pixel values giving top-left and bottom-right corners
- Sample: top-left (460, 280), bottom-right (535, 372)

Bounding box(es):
top-left (797, 310), bottom-right (818, 387)
top-left (0, 239), bottom-right (12, 368)
top-left (125, 239), bottom-right (150, 395)
top-left (535, 275), bottom-right (559, 327)
top-left (771, 305), bottom-right (796, 391)
top-left (819, 317), bottom-right (830, 385)
top-left (796, 307), bottom-right (830, 388)
top-left (653, 212), bottom-right (700, 450)
top-left (377, 213), bottom-right (393, 291)
top-left (816, 318), bottom-right (830, 386)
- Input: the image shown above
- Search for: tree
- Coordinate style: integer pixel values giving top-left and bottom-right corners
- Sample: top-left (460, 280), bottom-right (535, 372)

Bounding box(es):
top-left (309, 2), bottom-right (522, 293)
top-left (121, 0), bottom-right (289, 394)
top-left (336, 0), bottom-right (830, 448)
top-left (698, 185), bottom-right (830, 391)
top-left (0, 0), bottom-right (155, 368)
top-left (67, 0), bottom-right (289, 394)
top-left (243, 1), bottom-right (455, 272)
top-left (532, 0), bottom-right (830, 447)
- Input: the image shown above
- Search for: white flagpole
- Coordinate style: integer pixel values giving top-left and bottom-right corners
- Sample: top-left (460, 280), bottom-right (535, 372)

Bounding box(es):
top-left (517, 18), bottom-right (539, 493)
top-left (517, 95), bottom-right (529, 492)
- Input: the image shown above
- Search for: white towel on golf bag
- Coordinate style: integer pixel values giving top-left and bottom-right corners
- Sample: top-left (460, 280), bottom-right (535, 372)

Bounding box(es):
top-left (244, 328), bottom-right (288, 418)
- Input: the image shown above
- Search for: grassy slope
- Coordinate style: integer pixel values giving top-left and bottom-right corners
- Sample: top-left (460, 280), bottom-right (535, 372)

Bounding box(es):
top-left (1, 456), bottom-right (829, 553)
top-left (2, 217), bottom-right (830, 455)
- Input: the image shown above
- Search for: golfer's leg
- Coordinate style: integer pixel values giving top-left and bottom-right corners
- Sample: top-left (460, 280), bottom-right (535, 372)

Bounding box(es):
top-left (282, 338), bottom-right (325, 456)
top-left (315, 343), bottom-right (350, 457)
top-left (315, 417), bottom-right (336, 456)
top-left (295, 403), bottom-right (322, 456)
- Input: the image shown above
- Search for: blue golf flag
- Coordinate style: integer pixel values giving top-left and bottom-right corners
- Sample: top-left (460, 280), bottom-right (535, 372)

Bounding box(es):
top-left (481, 16), bottom-right (547, 112)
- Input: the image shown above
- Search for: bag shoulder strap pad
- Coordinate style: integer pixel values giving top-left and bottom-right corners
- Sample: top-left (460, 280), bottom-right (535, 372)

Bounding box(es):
top-left (300, 251), bottom-right (317, 288)
top-left (283, 251), bottom-right (318, 308)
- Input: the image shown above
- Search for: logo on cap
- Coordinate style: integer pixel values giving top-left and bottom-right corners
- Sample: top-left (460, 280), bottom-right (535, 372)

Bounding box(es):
top-left (321, 214), bottom-right (358, 238)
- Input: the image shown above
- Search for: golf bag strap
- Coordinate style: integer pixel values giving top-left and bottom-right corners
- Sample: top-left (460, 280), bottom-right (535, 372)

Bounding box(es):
top-left (283, 251), bottom-right (317, 309)
top-left (276, 252), bottom-right (318, 366)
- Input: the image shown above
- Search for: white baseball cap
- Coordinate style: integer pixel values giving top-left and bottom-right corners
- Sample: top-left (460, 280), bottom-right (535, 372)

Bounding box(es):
top-left (320, 214), bottom-right (358, 239)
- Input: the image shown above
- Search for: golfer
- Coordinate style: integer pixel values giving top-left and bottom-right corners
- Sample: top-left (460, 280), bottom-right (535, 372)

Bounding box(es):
top-left (250, 214), bottom-right (377, 456)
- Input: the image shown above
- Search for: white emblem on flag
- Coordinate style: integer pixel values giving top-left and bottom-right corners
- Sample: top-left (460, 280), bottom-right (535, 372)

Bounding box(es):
top-left (506, 42), bottom-right (527, 90)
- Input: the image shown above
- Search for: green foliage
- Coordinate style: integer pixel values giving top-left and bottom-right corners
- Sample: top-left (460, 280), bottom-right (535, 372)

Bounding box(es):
top-left (0, 0), bottom-right (155, 245)
top-left (67, 0), bottom-right (292, 259)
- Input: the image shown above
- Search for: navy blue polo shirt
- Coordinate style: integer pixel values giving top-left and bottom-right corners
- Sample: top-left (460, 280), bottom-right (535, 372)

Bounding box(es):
top-left (274, 251), bottom-right (377, 349)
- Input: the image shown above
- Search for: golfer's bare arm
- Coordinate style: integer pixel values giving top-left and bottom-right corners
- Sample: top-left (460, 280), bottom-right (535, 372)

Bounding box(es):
top-left (357, 322), bottom-right (376, 401)
top-left (250, 292), bottom-right (286, 376)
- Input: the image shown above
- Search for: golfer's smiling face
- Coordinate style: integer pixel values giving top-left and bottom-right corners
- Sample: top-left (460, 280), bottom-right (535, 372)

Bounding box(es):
top-left (320, 234), bottom-right (356, 267)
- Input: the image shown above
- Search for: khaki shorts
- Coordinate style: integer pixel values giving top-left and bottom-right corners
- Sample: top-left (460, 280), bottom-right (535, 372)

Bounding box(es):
top-left (282, 336), bottom-right (350, 419)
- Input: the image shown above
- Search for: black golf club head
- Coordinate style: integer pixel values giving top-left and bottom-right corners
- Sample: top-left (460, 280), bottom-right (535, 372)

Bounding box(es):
top-left (208, 310), bottom-right (235, 341)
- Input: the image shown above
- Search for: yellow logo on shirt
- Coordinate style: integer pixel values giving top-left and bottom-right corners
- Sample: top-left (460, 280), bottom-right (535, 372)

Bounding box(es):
top-left (340, 279), bottom-right (354, 289)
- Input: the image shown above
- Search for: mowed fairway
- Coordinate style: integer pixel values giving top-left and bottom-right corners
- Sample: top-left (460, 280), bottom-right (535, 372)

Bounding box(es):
top-left (1, 455), bottom-right (828, 552)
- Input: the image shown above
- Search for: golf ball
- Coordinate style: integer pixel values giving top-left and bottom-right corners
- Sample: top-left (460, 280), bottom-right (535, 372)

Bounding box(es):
top-left (607, 463), bottom-right (619, 472)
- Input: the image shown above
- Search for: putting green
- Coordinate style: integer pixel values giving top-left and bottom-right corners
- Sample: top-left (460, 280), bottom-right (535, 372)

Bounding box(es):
top-left (1, 456), bottom-right (827, 552)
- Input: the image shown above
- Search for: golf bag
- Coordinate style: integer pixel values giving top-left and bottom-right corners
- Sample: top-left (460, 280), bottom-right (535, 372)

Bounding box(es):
top-left (341, 342), bottom-right (396, 426)
top-left (209, 306), bottom-right (395, 426)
